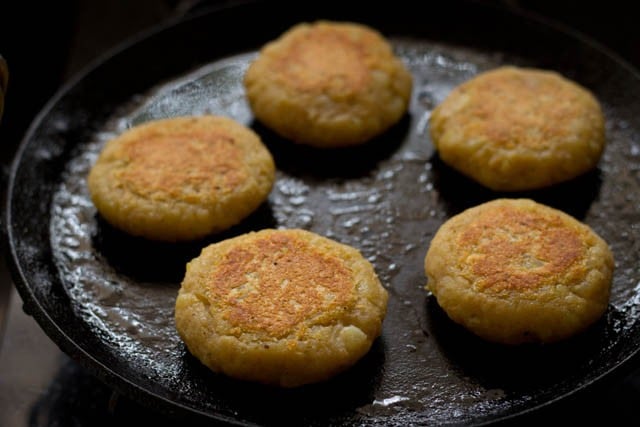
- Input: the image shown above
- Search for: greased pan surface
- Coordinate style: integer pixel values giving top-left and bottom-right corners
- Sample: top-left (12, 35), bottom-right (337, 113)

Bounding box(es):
top-left (6, 1), bottom-right (640, 425)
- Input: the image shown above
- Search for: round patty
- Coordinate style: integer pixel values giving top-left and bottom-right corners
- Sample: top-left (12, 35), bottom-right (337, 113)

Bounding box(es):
top-left (244, 20), bottom-right (413, 147)
top-left (424, 198), bottom-right (614, 344)
top-left (88, 115), bottom-right (275, 241)
top-left (175, 228), bottom-right (388, 387)
top-left (429, 66), bottom-right (606, 191)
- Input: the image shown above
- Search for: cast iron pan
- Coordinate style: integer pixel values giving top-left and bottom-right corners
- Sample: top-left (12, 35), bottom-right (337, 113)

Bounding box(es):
top-left (6, 0), bottom-right (640, 425)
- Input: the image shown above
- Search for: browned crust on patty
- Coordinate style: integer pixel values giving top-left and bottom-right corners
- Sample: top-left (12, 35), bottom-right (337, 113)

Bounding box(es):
top-left (244, 21), bottom-right (413, 147)
top-left (267, 25), bottom-right (372, 95)
top-left (424, 199), bottom-right (614, 344)
top-left (209, 231), bottom-right (356, 338)
top-left (429, 67), bottom-right (606, 191)
top-left (458, 202), bottom-right (585, 293)
top-left (116, 129), bottom-right (246, 203)
top-left (88, 115), bottom-right (275, 241)
top-left (175, 228), bottom-right (388, 386)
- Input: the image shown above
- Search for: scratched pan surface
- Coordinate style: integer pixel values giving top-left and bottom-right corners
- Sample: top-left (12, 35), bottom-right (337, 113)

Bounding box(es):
top-left (6, 0), bottom-right (640, 425)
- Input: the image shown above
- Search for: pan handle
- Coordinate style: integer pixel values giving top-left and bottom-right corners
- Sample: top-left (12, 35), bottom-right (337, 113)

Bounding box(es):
top-left (0, 54), bottom-right (7, 120)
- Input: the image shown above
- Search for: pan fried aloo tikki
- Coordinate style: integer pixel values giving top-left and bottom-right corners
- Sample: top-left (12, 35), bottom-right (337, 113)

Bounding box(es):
top-left (425, 199), bottom-right (614, 345)
top-left (88, 115), bottom-right (275, 241)
top-left (244, 20), bottom-right (412, 148)
top-left (430, 66), bottom-right (606, 191)
top-left (175, 229), bottom-right (388, 387)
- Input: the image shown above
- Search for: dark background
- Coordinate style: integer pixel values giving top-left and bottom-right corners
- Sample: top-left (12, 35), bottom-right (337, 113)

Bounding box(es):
top-left (0, 1), bottom-right (639, 426)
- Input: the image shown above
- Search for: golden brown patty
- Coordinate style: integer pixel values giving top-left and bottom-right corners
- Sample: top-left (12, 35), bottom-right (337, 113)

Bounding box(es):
top-left (88, 115), bottom-right (275, 241)
top-left (175, 229), bottom-right (388, 387)
top-left (429, 66), bottom-right (606, 191)
top-left (424, 199), bottom-right (614, 344)
top-left (244, 21), bottom-right (413, 147)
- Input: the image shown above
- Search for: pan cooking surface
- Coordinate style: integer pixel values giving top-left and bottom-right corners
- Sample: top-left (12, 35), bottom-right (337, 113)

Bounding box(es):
top-left (7, 1), bottom-right (640, 425)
